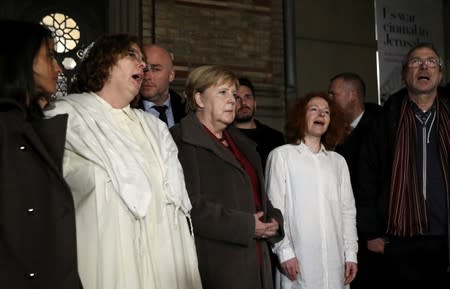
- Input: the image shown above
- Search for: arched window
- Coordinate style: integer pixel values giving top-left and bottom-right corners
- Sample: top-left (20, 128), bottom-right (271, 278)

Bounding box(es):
top-left (41, 13), bottom-right (80, 98)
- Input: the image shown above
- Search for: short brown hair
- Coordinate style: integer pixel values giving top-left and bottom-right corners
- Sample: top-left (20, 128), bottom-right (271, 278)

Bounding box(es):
top-left (330, 72), bottom-right (366, 100)
top-left (70, 34), bottom-right (141, 93)
top-left (184, 65), bottom-right (239, 112)
top-left (285, 92), bottom-right (349, 150)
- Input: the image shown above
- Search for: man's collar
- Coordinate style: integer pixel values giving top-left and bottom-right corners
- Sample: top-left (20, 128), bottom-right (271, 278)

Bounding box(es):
top-left (142, 94), bottom-right (171, 111)
top-left (409, 98), bottom-right (436, 114)
top-left (351, 111), bottom-right (364, 128)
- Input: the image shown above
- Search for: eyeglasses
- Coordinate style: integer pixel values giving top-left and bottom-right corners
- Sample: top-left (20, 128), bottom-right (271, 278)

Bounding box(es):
top-left (127, 48), bottom-right (145, 64)
top-left (407, 57), bottom-right (440, 68)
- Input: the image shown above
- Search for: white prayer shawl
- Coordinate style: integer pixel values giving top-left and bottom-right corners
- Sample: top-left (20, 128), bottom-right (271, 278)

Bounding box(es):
top-left (47, 92), bottom-right (191, 219)
top-left (45, 92), bottom-right (202, 289)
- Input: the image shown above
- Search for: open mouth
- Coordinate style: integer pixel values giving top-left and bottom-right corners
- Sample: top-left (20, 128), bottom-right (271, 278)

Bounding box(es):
top-left (313, 120), bottom-right (325, 125)
top-left (417, 75), bottom-right (430, 81)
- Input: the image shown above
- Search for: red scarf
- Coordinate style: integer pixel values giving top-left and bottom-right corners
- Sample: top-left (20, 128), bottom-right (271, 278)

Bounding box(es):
top-left (202, 126), bottom-right (264, 266)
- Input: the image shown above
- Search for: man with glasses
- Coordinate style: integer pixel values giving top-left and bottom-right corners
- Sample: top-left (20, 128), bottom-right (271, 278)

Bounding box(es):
top-left (136, 44), bottom-right (186, 127)
top-left (359, 43), bottom-right (450, 289)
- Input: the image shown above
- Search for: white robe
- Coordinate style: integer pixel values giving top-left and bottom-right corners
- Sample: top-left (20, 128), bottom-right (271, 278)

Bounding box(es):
top-left (265, 143), bottom-right (358, 289)
top-left (46, 93), bottom-right (202, 289)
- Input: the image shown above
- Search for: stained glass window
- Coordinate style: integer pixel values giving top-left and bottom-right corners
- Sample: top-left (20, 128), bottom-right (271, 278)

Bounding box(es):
top-left (41, 13), bottom-right (80, 53)
top-left (40, 13), bottom-right (81, 98)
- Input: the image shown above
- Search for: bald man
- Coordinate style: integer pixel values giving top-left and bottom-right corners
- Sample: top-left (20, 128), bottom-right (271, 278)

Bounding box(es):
top-left (137, 44), bottom-right (186, 127)
top-left (328, 72), bottom-right (382, 289)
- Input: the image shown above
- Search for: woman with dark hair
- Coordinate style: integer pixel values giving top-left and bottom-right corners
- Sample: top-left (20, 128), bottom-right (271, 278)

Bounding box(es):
top-left (0, 20), bottom-right (82, 288)
top-left (265, 92), bottom-right (358, 289)
top-left (46, 34), bottom-right (202, 289)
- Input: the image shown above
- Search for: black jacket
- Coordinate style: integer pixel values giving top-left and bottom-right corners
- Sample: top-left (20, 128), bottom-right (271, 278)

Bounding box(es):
top-left (358, 88), bottom-right (450, 240)
top-left (0, 99), bottom-right (82, 289)
top-left (335, 102), bottom-right (382, 203)
top-left (237, 120), bottom-right (285, 170)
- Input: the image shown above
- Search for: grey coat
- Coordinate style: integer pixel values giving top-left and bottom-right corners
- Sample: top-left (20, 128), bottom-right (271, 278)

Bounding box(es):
top-left (170, 113), bottom-right (284, 289)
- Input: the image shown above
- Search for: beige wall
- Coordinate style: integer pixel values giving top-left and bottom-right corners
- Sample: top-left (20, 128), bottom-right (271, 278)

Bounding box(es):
top-left (295, 0), bottom-right (378, 103)
top-left (295, 0), bottom-right (450, 104)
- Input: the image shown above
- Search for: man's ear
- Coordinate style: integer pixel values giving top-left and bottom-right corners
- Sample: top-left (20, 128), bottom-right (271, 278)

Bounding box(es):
top-left (169, 69), bottom-right (175, 83)
top-left (401, 67), bottom-right (407, 85)
top-left (438, 70), bottom-right (443, 86)
top-left (349, 89), bottom-right (357, 102)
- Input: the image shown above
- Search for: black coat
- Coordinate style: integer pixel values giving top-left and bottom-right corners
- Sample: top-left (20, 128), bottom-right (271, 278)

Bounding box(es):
top-left (0, 99), bottom-right (82, 289)
top-left (358, 88), bottom-right (450, 240)
top-left (335, 103), bottom-right (382, 202)
top-left (237, 119), bottom-right (285, 170)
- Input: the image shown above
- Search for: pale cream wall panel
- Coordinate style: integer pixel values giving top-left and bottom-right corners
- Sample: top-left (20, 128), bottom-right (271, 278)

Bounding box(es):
top-left (296, 39), bottom-right (378, 103)
top-left (296, 0), bottom-right (375, 45)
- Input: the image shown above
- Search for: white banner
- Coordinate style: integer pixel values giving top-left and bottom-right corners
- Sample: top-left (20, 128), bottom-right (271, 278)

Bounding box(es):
top-left (375, 0), bottom-right (444, 102)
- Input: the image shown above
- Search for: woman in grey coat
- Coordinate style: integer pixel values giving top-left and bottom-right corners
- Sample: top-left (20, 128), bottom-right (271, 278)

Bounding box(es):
top-left (170, 65), bottom-right (284, 289)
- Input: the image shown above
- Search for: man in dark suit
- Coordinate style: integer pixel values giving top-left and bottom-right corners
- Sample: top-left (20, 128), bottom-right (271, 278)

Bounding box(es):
top-left (137, 44), bottom-right (186, 127)
top-left (328, 72), bottom-right (382, 289)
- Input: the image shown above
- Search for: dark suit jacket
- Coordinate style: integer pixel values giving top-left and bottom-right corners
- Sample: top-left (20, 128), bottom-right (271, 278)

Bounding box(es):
top-left (136, 89), bottom-right (186, 124)
top-left (170, 113), bottom-right (284, 289)
top-left (0, 99), bottom-right (82, 289)
top-left (335, 102), bottom-right (382, 201)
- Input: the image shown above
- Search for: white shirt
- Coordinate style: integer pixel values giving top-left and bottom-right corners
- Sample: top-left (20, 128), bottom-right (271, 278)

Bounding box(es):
top-left (350, 111), bottom-right (364, 129)
top-left (265, 142), bottom-right (358, 289)
top-left (142, 95), bottom-right (175, 127)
